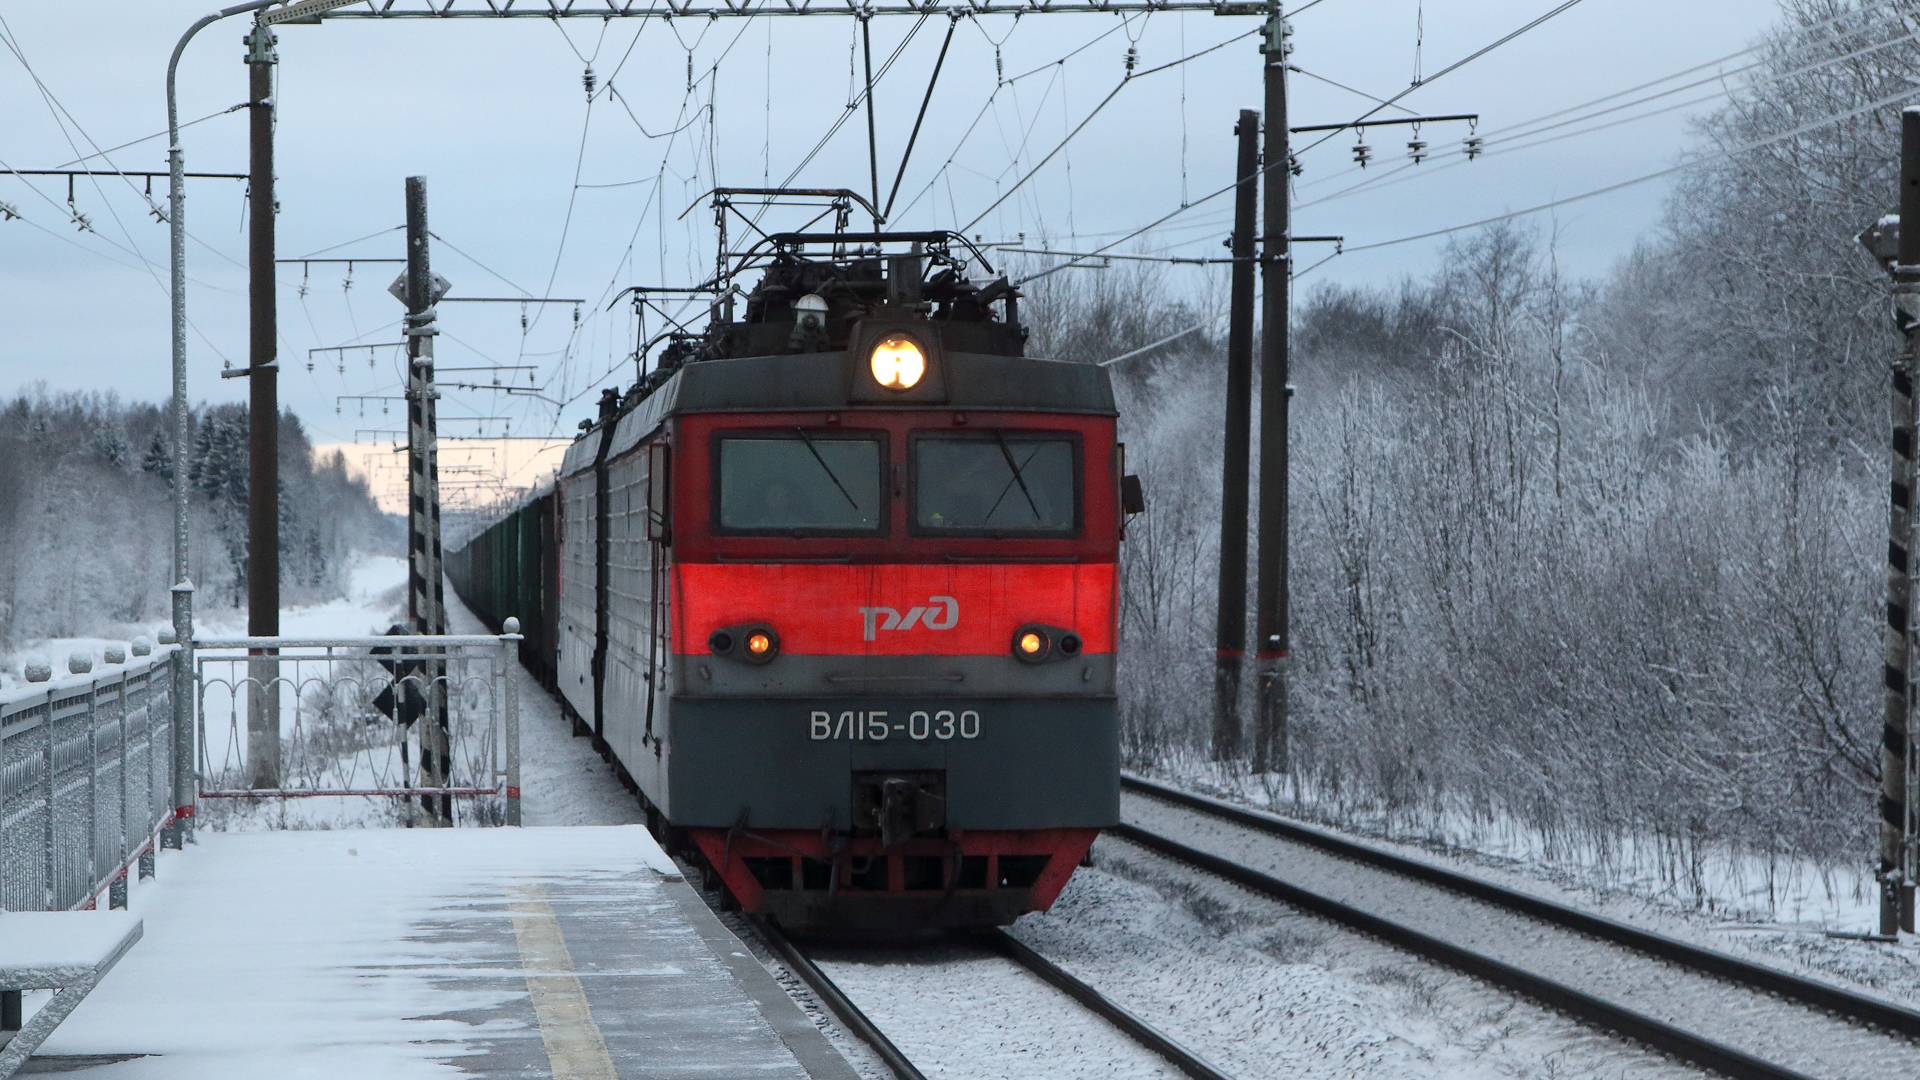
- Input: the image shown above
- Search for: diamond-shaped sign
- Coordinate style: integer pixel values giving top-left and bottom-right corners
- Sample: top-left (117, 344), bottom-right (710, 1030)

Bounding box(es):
top-left (389, 271), bottom-right (452, 306)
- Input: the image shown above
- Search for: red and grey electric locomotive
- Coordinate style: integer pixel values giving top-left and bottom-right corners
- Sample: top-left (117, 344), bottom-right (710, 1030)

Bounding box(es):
top-left (449, 190), bottom-right (1137, 928)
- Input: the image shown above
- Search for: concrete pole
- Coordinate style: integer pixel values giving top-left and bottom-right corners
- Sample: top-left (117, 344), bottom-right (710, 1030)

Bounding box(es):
top-left (1212, 109), bottom-right (1260, 762)
top-left (1883, 108), bottom-right (1920, 936)
top-left (163, 0), bottom-right (310, 842)
top-left (1251, 6), bottom-right (1292, 776)
top-left (404, 176), bottom-right (452, 826)
top-left (245, 21), bottom-right (282, 790)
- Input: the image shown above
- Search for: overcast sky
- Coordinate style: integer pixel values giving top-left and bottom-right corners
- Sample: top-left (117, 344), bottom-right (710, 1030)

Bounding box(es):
top-left (1, 0), bottom-right (1775, 447)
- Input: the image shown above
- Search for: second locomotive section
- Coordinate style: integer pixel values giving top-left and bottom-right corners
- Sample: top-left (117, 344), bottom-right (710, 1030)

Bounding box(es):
top-left (551, 251), bottom-right (1125, 929)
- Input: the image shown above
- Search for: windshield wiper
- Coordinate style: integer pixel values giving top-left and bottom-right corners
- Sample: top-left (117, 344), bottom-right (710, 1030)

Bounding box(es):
top-left (983, 431), bottom-right (1044, 523)
top-left (792, 427), bottom-right (861, 511)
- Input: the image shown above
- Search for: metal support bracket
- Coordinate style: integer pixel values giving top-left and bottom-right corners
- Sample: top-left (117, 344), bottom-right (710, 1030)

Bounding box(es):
top-left (243, 22), bottom-right (276, 64)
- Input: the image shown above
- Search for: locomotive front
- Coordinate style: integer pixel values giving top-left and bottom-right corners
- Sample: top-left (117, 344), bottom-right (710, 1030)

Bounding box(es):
top-left (595, 226), bottom-right (1132, 930)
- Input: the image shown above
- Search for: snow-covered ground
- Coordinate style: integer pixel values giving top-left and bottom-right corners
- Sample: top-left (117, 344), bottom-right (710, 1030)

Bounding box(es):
top-left (0, 557), bottom-right (410, 693)
top-left (35, 826), bottom-right (712, 1079)
top-left (815, 941), bottom-right (1184, 1080)
top-left (1139, 761), bottom-right (1920, 1011)
top-left (1151, 757), bottom-right (1888, 933)
top-left (1014, 857), bottom-right (1692, 1079)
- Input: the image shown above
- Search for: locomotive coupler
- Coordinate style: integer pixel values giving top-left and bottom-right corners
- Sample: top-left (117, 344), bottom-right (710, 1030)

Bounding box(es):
top-left (856, 771), bottom-right (947, 848)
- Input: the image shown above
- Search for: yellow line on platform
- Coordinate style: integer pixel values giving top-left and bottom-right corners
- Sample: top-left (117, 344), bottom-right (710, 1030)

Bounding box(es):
top-left (510, 884), bottom-right (620, 1080)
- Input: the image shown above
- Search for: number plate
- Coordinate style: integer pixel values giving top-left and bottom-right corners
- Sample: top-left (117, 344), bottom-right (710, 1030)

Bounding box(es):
top-left (809, 709), bottom-right (982, 741)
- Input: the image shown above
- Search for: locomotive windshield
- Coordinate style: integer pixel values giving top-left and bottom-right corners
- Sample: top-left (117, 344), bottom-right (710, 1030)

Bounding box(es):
top-left (913, 434), bottom-right (1078, 535)
top-left (717, 433), bottom-right (883, 533)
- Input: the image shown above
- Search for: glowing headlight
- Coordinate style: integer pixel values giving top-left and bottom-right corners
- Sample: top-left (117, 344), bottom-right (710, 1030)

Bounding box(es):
top-left (869, 335), bottom-right (927, 391)
top-left (711, 624), bottom-right (779, 664)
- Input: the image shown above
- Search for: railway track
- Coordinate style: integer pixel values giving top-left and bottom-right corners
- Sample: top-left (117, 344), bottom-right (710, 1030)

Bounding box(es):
top-left (1118, 773), bottom-right (1920, 1080)
top-left (750, 916), bottom-right (1234, 1080)
top-left (752, 917), bottom-right (927, 1080)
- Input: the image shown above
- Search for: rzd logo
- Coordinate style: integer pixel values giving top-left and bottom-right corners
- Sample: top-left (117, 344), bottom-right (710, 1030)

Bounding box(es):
top-left (860, 595), bottom-right (959, 641)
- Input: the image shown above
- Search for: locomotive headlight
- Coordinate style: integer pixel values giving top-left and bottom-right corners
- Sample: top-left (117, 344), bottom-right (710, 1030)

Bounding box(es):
top-left (1014, 624), bottom-right (1076, 664)
top-left (869, 334), bottom-right (927, 391)
top-left (711, 623), bottom-right (779, 664)
top-left (1015, 629), bottom-right (1048, 661)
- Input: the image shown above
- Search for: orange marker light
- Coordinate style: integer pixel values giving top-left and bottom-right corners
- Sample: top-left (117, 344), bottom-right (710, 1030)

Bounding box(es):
top-left (747, 631), bottom-right (774, 656)
top-left (1017, 631), bottom-right (1046, 656)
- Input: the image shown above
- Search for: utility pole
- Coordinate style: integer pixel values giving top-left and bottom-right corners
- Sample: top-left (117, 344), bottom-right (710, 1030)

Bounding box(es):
top-left (245, 19), bottom-right (281, 790)
top-left (1252, 5), bottom-right (1291, 776)
top-left (1887, 109), bottom-right (1920, 936)
top-left (401, 176), bottom-right (452, 826)
top-left (1213, 108), bottom-right (1260, 762)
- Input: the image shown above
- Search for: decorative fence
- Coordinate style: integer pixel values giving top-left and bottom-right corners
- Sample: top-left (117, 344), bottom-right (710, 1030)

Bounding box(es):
top-left (192, 628), bottom-right (521, 828)
top-left (1, 640), bottom-right (183, 913)
top-left (1, 623), bottom-right (524, 916)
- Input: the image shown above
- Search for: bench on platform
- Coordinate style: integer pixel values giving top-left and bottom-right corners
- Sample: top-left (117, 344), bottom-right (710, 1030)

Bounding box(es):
top-left (0, 913), bottom-right (142, 1079)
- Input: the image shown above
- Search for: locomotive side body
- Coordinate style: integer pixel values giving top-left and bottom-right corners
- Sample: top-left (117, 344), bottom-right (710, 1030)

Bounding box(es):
top-left (555, 431), bottom-right (603, 737)
top-left (600, 409), bottom-right (671, 798)
top-left (442, 486), bottom-right (558, 690)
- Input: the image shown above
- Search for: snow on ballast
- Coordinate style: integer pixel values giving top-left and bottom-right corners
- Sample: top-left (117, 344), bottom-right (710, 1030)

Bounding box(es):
top-left (1119, 789), bottom-right (1920, 1080)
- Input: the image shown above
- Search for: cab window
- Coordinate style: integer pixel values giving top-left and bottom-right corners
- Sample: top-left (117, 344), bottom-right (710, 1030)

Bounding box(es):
top-left (912, 434), bottom-right (1079, 535)
top-left (716, 433), bottom-right (884, 534)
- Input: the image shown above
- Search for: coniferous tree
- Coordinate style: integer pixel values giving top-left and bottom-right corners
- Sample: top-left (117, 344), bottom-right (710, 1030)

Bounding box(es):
top-left (141, 429), bottom-right (172, 482)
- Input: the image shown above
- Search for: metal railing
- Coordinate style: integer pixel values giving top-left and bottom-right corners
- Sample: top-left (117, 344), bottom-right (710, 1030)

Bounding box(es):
top-left (191, 626), bottom-right (521, 827)
top-left (2, 640), bottom-right (182, 913)
top-left (2, 622), bottom-right (523, 916)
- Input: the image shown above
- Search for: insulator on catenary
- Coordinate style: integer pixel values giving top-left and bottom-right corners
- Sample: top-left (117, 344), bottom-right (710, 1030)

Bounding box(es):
top-left (1124, 45), bottom-right (1137, 74)
top-left (1352, 142), bottom-right (1372, 168)
top-left (1464, 136), bottom-right (1485, 160)
top-left (1408, 139), bottom-right (1427, 164)
top-left (583, 66), bottom-right (596, 98)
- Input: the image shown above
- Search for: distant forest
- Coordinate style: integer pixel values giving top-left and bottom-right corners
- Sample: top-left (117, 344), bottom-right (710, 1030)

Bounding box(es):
top-left (0, 389), bottom-right (396, 650)
top-left (1029, 0), bottom-right (1911, 910)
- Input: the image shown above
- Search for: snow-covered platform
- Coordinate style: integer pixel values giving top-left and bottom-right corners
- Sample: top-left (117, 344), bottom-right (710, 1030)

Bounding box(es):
top-left (34, 826), bottom-right (857, 1079)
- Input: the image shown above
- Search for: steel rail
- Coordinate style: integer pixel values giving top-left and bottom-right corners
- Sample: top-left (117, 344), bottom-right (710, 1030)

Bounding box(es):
top-left (1109, 821), bottom-right (1818, 1080)
top-left (981, 929), bottom-right (1235, 1080)
top-left (1121, 773), bottom-right (1920, 1040)
top-left (748, 918), bottom-right (927, 1080)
